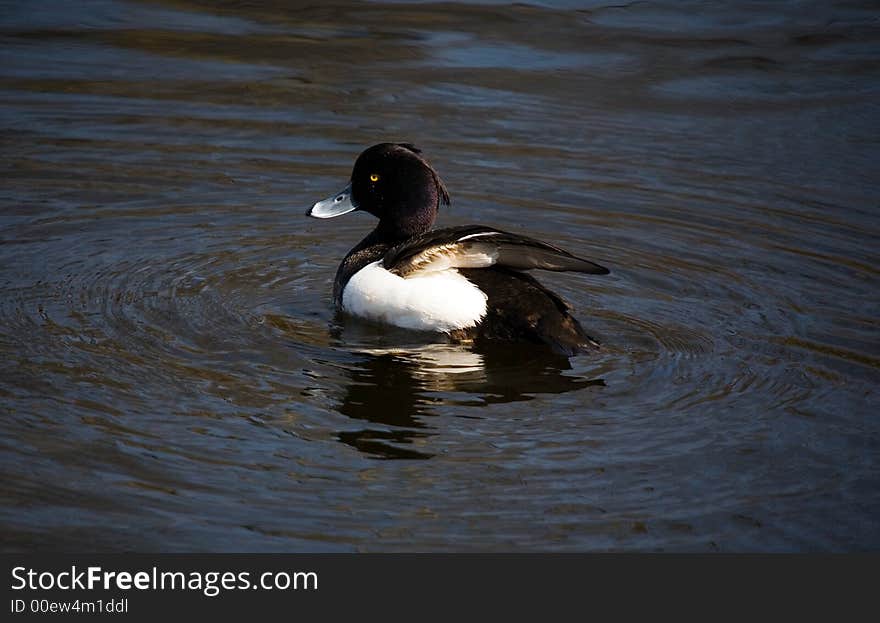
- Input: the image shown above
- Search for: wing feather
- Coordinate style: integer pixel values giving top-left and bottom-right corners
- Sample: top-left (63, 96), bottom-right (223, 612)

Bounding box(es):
top-left (383, 226), bottom-right (609, 278)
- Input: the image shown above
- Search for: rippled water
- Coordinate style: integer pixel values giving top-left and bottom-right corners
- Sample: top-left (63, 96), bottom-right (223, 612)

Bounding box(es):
top-left (1, 0), bottom-right (878, 551)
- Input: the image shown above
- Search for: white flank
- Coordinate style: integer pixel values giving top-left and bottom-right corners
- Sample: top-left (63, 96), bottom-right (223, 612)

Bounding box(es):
top-left (342, 261), bottom-right (488, 332)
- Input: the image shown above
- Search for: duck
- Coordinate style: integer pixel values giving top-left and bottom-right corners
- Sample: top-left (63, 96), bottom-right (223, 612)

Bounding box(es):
top-left (306, 143), bottom-right (609, 355)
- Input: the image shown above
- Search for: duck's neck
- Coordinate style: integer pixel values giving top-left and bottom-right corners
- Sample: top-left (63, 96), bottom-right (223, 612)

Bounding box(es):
top-left (375, 214), bottom-right (432, 243)
top-left (356, 223), bottom-right (410, 252)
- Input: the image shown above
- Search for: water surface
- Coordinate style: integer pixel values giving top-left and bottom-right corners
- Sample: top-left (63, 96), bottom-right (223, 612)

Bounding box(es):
top-left (1, 0), bottom-right (879, 551)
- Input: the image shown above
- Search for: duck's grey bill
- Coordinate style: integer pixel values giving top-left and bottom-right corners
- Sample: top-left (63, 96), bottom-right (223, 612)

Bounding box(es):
top-left (308, 183), bottom-right (356, 218)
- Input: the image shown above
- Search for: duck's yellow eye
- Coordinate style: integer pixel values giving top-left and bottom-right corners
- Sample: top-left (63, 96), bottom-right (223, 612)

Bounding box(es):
top-left (369, 173), bottom-right (380, 182)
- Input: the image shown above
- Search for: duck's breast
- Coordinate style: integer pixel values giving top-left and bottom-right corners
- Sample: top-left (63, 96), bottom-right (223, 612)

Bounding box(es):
top-left (341, 261), bottom-right (487, 332)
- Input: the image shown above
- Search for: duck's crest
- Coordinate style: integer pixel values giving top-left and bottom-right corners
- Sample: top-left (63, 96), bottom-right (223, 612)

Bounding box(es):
top-left (394, 142), bottom-right (450, 208)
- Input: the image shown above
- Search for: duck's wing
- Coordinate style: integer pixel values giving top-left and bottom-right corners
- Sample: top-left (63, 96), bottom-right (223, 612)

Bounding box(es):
top-left (383, 225), bottom-right (609, 278)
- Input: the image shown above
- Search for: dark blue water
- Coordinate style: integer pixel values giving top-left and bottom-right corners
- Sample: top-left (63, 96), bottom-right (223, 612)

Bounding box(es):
top-left (1, 0), bottom-right (878, 551)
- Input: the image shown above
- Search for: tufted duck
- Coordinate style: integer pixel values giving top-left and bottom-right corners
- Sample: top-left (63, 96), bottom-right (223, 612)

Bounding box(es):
top-left (307, 143), bottom-right (609, 355)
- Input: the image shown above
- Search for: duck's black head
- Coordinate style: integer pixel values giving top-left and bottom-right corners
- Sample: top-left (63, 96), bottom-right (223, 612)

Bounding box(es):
top-left (308, 143), bottom-right (449, 240)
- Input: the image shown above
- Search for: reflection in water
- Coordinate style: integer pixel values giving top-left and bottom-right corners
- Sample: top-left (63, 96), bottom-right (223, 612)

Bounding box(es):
top-left (337, 352), bottom-right (437, 460)
top-left (335, 338), bottom-right (604, 459)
